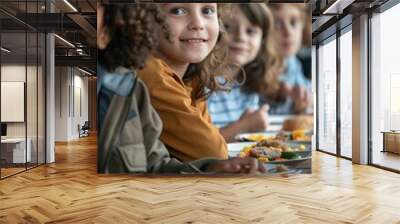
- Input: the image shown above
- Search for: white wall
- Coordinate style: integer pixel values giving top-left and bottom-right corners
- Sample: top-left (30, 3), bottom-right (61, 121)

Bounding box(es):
top-left (72, 73), bottom-right (89, 138)
top-left (55, 66), bottom-right (69, 141)
top-left (54, 67), bottom-right (89, 141)
top-left (1, 65), bottom-right (26, 81)
top-left (1, 82), bottom-right (25, 122)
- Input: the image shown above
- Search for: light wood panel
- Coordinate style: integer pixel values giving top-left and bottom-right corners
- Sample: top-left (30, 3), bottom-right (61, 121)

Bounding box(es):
top-left (0, 135), bottom-right (400, 223)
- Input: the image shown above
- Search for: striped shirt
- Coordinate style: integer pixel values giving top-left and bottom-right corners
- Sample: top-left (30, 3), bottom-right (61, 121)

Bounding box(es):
top-left (208, 84), bottom-right (259, 128)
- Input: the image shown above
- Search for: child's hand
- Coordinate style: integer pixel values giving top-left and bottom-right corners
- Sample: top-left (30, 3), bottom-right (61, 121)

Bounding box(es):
top-left (218, 105), bottom-right (269, 142)
top-left (291, 85), bottom-right (312, 113)
top-left (291, 85), bottom-right (306, 100)
top-left (239, 105), bottom-right (269, 132)
top-left (206, 157), bottom-right (267, 174)
top-left (277, 82), bottom-right (292, 102)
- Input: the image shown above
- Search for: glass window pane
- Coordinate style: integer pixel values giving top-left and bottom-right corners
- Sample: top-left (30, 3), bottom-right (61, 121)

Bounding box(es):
top-left (371, 3), bottom-right (400, 171)
top-left (1, 0), bottom-right (46, 179)
top-left (0, 0), bottom-right (28, 178)
top-left (1, 31), bottom-right (27, 177)
top-left (318, 36), bottom-right (337, 154)
top-left (340, 29), bottom-right (352, 158)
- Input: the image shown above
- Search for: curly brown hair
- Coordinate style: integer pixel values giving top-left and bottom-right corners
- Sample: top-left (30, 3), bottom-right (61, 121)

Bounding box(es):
top-left (235, 4), bottom-right (283, 101)
top-left (98, 3), bottom-right (167, 72)
top-left (181, 4), bottom-right (237, 100)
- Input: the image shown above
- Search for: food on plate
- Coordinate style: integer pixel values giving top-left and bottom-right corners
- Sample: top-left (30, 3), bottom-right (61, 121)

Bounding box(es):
top-left (245, 134), bottom-right (272, 142)
top-left (291, 129), bottom-right (312, 141)
top-left (245, 133), bottom-right (288, 142)
top-left (241, 130), bottom-right (310, 142)
top-left (239, 140), bottom-right (306, 162)
top-left (281, 115), bottom-right (313, 132)
top-left (242, 132), bottom-right (293, 142)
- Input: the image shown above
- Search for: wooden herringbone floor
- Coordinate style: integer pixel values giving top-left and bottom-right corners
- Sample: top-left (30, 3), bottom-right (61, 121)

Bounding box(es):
top-left (1, 135), bottom-right (400, 224)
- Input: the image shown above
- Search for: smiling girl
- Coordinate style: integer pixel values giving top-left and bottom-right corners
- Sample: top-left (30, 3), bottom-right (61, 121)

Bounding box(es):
top-left (137, 3), bottom-right (233, 161)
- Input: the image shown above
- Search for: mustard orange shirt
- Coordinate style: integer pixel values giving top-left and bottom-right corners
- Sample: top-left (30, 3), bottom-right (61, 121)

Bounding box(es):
top-left (137, 56), bottom-right (228, 161)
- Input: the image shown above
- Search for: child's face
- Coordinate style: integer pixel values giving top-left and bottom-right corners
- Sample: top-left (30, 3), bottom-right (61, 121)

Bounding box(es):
top-left (224, 6), bottom-right (263, 67)
top-left (157, 3), bottom-right (219, 65)
top-left (273, 5), bottom-right (304, 57)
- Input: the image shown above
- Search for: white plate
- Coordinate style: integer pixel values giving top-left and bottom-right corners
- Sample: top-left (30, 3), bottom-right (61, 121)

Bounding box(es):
top-left (235, 131), bottom-right (312, 144)
top-left (265, 156), bottom-right (311, 164)
top-left (227, 141), bottom-right (312, 157)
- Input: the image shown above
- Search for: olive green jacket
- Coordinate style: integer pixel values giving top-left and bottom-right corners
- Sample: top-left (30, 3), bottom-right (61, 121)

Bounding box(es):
top-left (98, 66), bottom-right (218, 174)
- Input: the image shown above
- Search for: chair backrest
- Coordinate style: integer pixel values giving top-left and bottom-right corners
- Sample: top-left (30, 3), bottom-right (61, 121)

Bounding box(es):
top-left (83, 121), bottom-right (90, 128)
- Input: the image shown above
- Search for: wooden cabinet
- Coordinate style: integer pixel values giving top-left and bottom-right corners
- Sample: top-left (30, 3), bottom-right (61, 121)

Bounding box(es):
top-left (382, 131), bottom-right (400, 154)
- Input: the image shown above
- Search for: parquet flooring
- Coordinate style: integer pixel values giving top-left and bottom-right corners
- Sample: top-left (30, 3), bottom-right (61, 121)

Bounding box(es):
top-left (1, 167), bottom-right (26, 178)
top-left (1, 135), bottom-right (400, 223)
top-left (372, 151), bottom-right (400, 171)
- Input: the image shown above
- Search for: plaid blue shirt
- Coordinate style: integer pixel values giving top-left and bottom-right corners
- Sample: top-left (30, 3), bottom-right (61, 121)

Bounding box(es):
top-left (208, 84), bottom-right (259, 128)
